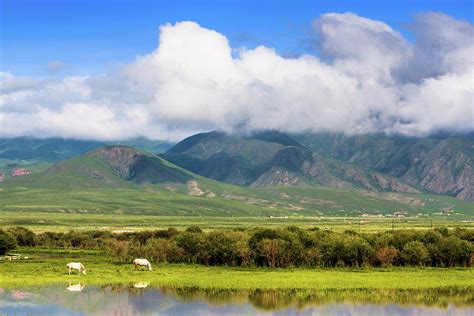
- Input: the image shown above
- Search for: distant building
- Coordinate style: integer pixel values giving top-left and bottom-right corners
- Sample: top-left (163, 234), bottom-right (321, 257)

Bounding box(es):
top-left (11, 168), bottom-right (32, 177)
top-left (393, 211), bottom-right (407, 218)
top-left (442, 209), bottom-right (454, 215)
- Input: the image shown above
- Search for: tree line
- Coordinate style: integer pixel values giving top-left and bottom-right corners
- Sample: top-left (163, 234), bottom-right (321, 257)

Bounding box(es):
top-left (1, 226), bottom-right (473, 268)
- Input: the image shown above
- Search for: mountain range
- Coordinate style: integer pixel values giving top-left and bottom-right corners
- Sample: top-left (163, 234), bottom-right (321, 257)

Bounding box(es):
top-left (162, 131), bottom-right (473, 202)
top-left (0, 131), bottom-right (472, 205)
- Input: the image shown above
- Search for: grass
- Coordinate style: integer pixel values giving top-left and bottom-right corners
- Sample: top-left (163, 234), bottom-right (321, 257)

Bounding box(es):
top-left (2, 176), bottom-right (473, 218)
top-left (1, 248), bottom-right (473, 290)
top-left (0, 211), bottom-right (472, 233)
top-left (1, 180), bottom-right (473, 232)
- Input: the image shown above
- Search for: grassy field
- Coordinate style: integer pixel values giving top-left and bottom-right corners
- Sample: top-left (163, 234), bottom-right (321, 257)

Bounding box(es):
top-left (1, 182), bottom-right (473, 218)
top-left (0, 211), bottom-right (472, 232)
top-left (1, 248), bottom-right (473, 290)
top-left (1, 181), bottom-right (473, 233)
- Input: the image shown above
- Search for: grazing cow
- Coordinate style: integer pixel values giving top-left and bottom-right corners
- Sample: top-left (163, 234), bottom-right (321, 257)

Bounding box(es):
top-left (66, 282), bottom-right (85, 292)
top-left (66, 262), bottom-right (87, 275)
top-left (133, 258), bottom-right (152, 271)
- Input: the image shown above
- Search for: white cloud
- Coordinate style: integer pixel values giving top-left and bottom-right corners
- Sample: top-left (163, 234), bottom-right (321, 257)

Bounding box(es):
top-left (0, 13), bottom-right (473, 141)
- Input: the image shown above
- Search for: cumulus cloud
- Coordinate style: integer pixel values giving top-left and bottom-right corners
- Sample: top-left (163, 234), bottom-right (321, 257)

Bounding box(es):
top-left (0, 12), bottom-right (473, 141)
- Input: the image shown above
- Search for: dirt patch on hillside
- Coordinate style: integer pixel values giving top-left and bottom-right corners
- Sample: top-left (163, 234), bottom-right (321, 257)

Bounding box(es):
top-left (187, 180), bottom-right (205, 196)
top-left (360, 191), bottom-right (425, 206)
top-left (222, 192), bottom-right (271, 205)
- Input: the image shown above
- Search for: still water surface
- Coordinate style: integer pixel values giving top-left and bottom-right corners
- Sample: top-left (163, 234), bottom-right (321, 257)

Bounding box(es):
top-left (0, 284), bottom-right (472, 316)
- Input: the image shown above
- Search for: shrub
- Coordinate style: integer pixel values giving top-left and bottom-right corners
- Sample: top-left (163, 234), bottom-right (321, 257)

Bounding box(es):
top-left (7, 227), bottom-right (35, 247)
top-left (185, 226), bottom-right (202, 234)
top-left (376, 246), bottom-right (398, 267)
top-left (108, 240), bottom-right (130, 263)
top-left (0, 230), bottom-right (17, 255)
top-left (401, 241), bottom-right (429, 266)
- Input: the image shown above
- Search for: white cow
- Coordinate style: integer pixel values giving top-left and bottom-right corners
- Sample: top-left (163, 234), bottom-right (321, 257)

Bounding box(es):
top-left (133, 258), bottom-right (152, 271)
top-left (66, 262), bottom-right (87, 275)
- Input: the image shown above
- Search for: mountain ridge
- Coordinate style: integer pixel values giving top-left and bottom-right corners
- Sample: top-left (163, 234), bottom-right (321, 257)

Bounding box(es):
top-left (1, 131), bottom-right (472, 202)
top-left (162, 131), bottom-right (425, 196)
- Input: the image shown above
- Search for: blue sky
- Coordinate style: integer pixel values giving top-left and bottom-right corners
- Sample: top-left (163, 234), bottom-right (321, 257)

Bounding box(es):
top-left (2, 0), bottom-right (473, 78)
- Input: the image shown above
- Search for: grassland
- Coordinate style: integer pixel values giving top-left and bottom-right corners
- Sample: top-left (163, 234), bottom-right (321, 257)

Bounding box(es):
top-left (1, 248), bottom-right (473, 290)
top-left (0, 211), bottom-right (472, 233)
top-left (1, 182), bottom-right (473, 233)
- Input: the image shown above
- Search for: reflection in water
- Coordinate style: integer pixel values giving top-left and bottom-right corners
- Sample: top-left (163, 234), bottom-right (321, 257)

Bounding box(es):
top-left (134, 282), bottom-right (150, 289)
top-left (0, 285), bottom-right (472, 316)
top-left (66, 282), bottom-right (85, 292)
top-left (163, 287), bottom-right (474, 311)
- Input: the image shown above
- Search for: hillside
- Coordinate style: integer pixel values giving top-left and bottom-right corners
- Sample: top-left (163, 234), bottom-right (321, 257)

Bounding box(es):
top-left (293, 133), bottom-right (474, 201)
top-left (162, 131), bottom-right (421, 194)
top-left (0, 137), bottom-right (173, 163)
top-left (0, 137), bottom-right (173, 181)
top-left (1, 144), bottom-right (472, 217)
top-left (2, 145), bottom-right (192, 189)
top-left (1, 132), bottom-right (472, 203)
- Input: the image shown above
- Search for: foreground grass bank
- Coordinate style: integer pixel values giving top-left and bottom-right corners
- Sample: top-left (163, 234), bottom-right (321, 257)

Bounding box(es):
top-left (0, 249), bottom-right (472, 290)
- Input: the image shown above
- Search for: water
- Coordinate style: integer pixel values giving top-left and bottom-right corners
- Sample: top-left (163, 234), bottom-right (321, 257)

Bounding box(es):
top-left (0, 285), bottom-right (472, 316)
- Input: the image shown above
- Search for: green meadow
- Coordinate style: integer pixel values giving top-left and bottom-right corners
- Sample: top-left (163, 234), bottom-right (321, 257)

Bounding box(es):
top-left (1, 248), bottom-right (473, 290)
top-left (0, 211), bottom-right (472, 233)
top-left (1, 183), bottom-right (473, 232)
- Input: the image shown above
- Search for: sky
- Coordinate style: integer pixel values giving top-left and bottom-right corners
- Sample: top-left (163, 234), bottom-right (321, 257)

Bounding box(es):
top-left (1, 0), bottom-right (473, 141)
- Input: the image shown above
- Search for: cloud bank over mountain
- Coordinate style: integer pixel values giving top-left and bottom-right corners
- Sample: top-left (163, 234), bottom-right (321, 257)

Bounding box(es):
top-left (1, 12), bottom-right (472, 141)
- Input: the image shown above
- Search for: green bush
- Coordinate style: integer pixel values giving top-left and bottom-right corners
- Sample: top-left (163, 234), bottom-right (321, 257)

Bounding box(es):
top-left (401, 241), bottom-right (429, 266)
top-left (0, 230), bottom-right (17, 255)
top-left (7, 226), bottom-right (474, 268)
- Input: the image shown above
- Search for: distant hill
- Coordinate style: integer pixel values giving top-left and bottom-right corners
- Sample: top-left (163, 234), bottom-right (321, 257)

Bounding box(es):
top-left (161, 131), bottom-right (421, 195)
top-left (0, 137), bottom-right (173, 163)
top-left (3, 145), bottom-right (192, 189)
top-left (0, 137), bottom-right (104, 162)
top-left (107, 137), bottom-right (174, 154)
top-left (293, 133), bottom-right (474, 201)
top-left (0, 137), bottom-right (173, 181)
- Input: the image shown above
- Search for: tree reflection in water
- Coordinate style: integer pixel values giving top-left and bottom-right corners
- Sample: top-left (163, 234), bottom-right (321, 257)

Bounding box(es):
top-left (0, 284), bottom-right (472, 315)
top-left (159, 286), bottom-right (474, 311)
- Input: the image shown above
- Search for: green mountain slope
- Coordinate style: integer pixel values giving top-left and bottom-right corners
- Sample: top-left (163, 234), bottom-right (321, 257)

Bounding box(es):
top-left (1, 144), bottom-right (472, 217)
top-left (2, 145), bottom-right (192, 189)
top-left (162, 131), bottom-right (420, 194)
top-left (0, 137), bottom-right (173, 182)
top-left (293, 133), bottom-right (474, 201)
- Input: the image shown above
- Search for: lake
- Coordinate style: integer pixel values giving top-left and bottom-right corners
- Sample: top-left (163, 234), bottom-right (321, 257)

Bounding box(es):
top-left (0, 284), bottom-right (472, 315)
